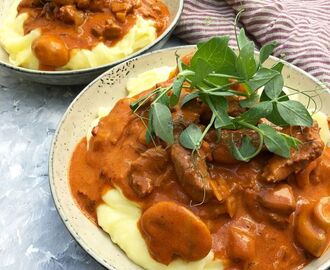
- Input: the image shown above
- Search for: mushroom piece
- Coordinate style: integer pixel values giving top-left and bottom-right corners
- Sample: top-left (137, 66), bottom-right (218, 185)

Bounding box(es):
top-left (258, 184), bottom-right (296, 215)
top-left (139, 201), bottom-right (212, 265)
top-left (32, 35), bottom-right (70, 67)
top-left (313, 197), bottom-right (330, 230)
top-left (295, 201), bottom-right (328, 257)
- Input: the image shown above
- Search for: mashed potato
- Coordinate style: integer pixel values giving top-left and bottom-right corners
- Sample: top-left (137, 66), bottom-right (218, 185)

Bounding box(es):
top-left (97, 189), bottom-right (224, 270)
top-left (127, 66), bottom-right (176, 97)
top-left (313, 111), bottom-right (330, 146)
top-left (0, 0), bottom-right (157, 70)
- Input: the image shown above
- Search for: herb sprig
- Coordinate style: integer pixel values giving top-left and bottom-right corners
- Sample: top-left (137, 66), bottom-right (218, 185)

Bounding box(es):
top-left (130, 27), bottom-right (318, 161)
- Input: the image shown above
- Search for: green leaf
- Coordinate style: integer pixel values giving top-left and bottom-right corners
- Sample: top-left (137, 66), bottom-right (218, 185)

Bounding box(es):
top-left (271, 62), bottom-right (284, 73)
top-left (179, 124), bottom-right (203, 150)
top-left (248, 68), bottom-right (279, 90)
top-left (191, 36), bottom-right (237, 75)
top-left (191, 58), bottom-right (213, 86)
top-left (280, 133), bottom-right (301, 150)
top-left (150, 103), bottom-right (174, 144)
top-left (265, 103), bottom-right (288, 126)
top-left (170, 76), bottom-right (185, 107)
top-left (206, 96), bottom-right (232, 128)
top-left (204, 76), bottom-right (229, 88)
top-left (157, 92), bottom-right (170, 107)
top-left (197, 41), bottom-right (205, 48)
top-left (240, 136), bottom-right (257, 156)
top-left (259, 41), bottom-right (277, 64)
top-left (260, 62), bottom-right (286, 101)
top-left (239, 92), bottom-right (259, 108)
top-left (261, 88), bottom-right (288, 102)
top-left (145, 110), bottom-right (154, 144)
top-left (229, 135), bottom-right (256, 162)
top-left (263, 74), bottom-right (284, 99)
top-left (181, 92), bottom-right (199, 107)
top-left (237, 28), bottom-right (250, 50)
top-left (258, 123), bottom-right (290, 158)
top-left (236, 41), bottom-right (257, 79)
top-left (276, 100), bottom-right (313, 127)
top-left (238, 101), bottom-right (273, 125)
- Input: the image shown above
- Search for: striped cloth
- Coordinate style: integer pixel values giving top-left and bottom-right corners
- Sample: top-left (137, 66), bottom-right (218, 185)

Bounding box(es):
top-left (174, 0), bottom-right (330, 86)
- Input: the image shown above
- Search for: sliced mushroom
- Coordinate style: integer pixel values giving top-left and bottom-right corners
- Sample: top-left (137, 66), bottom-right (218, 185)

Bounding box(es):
top-left (295, 201), bottom-right (328, 257)
top-left (258, 184), bottom-right (296, 215)
top-left (139, 201), bottom-right (212, 265)
top-left (313, 197), bottom-right (330, 230)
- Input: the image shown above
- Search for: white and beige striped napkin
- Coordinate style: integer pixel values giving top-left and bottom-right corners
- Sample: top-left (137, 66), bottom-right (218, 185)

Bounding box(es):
top-left (174, 0), bottom-right (330, 85)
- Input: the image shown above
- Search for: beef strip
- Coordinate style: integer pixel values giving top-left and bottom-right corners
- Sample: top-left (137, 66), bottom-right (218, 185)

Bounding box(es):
top-left (57, 5), bottom-right (85, 25)
top-left (128, 146), bottom-right (168, 198)
top-left (263, 122), bottom-right (324, 182)
top-left (170, 144), bottom-right (213, 202)
top-left (227, 96), bottom-right (247, 117)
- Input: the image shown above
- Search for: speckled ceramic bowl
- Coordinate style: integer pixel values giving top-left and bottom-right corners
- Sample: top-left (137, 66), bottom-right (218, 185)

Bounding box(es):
top-left (0, 0), bottom-right (183, 85)
top-left (49, 46), bottom-right (330, 269)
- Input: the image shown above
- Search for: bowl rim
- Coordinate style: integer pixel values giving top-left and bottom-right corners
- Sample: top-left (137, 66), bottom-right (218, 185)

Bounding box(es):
top-left (48, 44), bottom-right (330, 270)
top-left (0, 0), bottom-right (184, 76)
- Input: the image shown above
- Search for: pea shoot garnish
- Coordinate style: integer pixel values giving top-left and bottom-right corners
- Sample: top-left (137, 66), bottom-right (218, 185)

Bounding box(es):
top-left (130, 28), bottom-right (319, 162)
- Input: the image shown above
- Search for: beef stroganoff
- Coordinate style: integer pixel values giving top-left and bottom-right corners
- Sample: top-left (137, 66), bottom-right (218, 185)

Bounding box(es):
top-left (69, 34), bottom-right (330, 270)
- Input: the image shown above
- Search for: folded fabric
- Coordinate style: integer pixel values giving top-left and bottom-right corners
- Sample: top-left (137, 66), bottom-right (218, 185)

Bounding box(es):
top-left (174, 0), bottom-right (330, 86)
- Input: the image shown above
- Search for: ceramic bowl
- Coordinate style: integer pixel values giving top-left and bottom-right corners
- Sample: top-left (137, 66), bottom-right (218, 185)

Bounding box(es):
top-left (49, 45), bottom-right (330, 269)
top-left (0, 0), bottom-right (183, 85)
